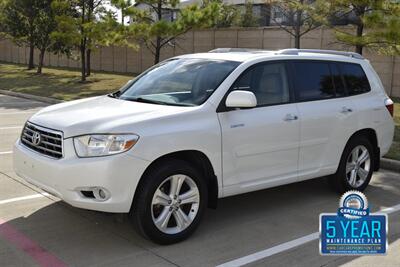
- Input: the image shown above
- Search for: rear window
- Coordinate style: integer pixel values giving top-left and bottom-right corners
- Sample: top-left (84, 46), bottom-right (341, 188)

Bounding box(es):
top-left (293, 61), bottom-right (335, 101)
top-left (338, 63), bottom-right (371, 95)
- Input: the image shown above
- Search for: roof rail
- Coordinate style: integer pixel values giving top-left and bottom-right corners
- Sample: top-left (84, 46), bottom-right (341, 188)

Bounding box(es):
top-left (209, 48), bottom-right (267, 53)
top-left (277, 49), bottom-right (364, 59)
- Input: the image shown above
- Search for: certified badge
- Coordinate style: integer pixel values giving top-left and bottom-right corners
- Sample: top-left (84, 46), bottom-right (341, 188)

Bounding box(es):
top-left (320, 191), bottom-right (387, 255)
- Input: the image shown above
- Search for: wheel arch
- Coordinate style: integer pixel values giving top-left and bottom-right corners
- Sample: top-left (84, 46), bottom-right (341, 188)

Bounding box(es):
top-left (132, 150), bottom-right (219, 211)
top-left (345, 128), bottom-right (380, 171)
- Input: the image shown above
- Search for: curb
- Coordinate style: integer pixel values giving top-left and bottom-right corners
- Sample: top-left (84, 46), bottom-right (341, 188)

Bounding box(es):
top-left (0, 89), bottom-right (63, 104)
top-left (381, 158), bottom-right (400, 173)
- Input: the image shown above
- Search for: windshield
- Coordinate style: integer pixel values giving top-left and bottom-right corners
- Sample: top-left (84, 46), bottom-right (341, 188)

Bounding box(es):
top-left (118, 58), bottom-right (240, 106)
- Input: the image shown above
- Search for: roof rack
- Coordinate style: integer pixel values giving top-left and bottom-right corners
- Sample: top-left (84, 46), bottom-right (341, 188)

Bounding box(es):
top-left (277, 49), bottom-right (364, 59)
top-left (209, 48), bottom-right (269, 53)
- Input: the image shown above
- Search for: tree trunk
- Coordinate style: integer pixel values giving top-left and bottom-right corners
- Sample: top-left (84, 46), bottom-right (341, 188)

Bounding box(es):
top-left (86, 0), bottom-right (93, 76)
top-left (294, 8), bottom-right (302, 49)
top-left (80, 0), bottom-right (86, 82)
top-left (355, 24), bottom-right (364, 55)
top-left (154, 1), bottom-right (162, 64)
top-left (28, 43), bottom-right (35, 70)
top-left (294, 34), bottom-right (300, 49)
top-left (86, 49), bottom-right (91, 76)
top-left (37, 49), bottom-right (45, 74)
top-left (154, 37), bottom-right (161, 64)
top-left (80, 44), bottom-right (86, 82)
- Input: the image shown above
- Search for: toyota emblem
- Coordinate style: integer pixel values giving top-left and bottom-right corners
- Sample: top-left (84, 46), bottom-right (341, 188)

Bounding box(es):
top-left (32, 131), bottom-right (42, 146)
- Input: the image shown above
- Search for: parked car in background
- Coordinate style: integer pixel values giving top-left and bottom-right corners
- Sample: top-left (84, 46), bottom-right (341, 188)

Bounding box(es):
top-left (14, 48), bottom-right (395, 244)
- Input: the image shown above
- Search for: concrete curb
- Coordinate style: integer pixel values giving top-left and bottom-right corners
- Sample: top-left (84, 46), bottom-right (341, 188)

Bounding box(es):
top-left (381, 158), bottom-right (400, 173)
top-left (0, 89), bottom-right (63, 104)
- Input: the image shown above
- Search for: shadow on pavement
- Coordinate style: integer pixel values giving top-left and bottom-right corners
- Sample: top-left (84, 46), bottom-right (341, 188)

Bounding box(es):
top-left (2, 172), bottom-right (399, 267)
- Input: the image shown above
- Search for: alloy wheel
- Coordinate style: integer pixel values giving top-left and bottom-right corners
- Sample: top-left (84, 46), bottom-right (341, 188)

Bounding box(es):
top-left (151, 174), bottom-right (200, 234)
top-left (345, 145), bottom-right (371, 188)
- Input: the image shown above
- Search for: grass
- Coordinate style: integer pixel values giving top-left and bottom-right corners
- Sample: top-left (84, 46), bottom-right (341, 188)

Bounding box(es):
top-left (385, 97), bottom-right (400, 161)
top-left (0, 62), bottom-right (134, 101)
top-left (0, 62), bottom-right (399, 161)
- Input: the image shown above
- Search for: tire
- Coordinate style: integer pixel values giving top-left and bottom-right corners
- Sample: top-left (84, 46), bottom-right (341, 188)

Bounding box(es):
top-left (329, 136), bottom-right (375, 193)
top-left (130, 159), bottom-right (207, 245)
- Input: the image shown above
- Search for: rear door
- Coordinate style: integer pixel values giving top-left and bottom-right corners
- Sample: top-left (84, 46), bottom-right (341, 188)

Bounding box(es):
top-left (292, 60), bottom-right (358, 180)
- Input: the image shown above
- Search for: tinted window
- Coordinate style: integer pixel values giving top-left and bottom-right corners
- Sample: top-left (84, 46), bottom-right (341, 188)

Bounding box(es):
top-left (339, 63), bottom-right (370, 95)
top-left (232, 62), bottom-right (290, 106)
top-left (293, 61), bottom-right (335, 101)
top-left (120, 58), bottom-right (239, 106)
top-left (330, 64), bottom-right (346, 97)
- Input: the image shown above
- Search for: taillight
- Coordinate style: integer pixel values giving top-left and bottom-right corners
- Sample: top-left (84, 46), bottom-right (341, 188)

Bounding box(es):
top-left (385, 98), bottom-right (394, 117)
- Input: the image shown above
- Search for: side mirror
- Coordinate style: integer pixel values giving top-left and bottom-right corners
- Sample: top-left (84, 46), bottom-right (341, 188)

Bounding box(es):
top-left (225, 90), bottom-right (257, 108)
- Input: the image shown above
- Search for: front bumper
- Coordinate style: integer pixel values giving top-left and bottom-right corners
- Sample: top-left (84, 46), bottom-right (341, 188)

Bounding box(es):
top-left (13, 138), bottom-right (150, 213)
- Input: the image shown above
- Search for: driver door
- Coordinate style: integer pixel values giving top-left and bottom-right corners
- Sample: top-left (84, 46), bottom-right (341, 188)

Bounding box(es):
top-left (218, 61), bottom-right (300, 193)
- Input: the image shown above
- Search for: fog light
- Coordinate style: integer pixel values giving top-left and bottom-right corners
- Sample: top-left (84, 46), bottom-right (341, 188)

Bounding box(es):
top-left (78, 187), bottom-right (110, 201)
top-left (98, 189), bottom-right (106, 199)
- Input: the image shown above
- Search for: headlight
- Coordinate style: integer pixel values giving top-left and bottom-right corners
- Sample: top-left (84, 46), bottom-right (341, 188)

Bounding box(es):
top-left (73, 134), bottom-right (139, 157)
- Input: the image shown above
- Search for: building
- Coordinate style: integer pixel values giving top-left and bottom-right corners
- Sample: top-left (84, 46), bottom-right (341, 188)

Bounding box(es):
top-left (131, 0), bottom-right (354, 27)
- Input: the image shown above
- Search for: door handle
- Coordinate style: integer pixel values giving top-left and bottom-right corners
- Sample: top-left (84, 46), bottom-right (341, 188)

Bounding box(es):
top-left (283, 114), bottom-right (298, 121)
top-left (340, 107), bottom-right (353, 114)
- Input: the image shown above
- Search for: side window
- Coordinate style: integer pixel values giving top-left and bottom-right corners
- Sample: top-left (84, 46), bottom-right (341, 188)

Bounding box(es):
top-left (232, 62), bottom-right (290, 106)
top-left (330, 63), bottom-right (346, 97)
top-left (339, 63), bottom-right (371, 95)
top-left (293, 61), bottom-right (335, 101)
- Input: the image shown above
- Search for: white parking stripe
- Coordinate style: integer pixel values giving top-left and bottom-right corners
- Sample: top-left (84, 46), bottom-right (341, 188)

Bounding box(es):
top-left (0, 126), bottom-right (22, 130)
top-left (0, 111), bottom-right (38, 115)
top-left (217, 203), bottom-right (400, 267)
top-left (0, 151), bottom-right (13, 155)
top-left (0, 101), bottom-right (41, 105)
top-left (0, 193), bottom-right (50, 205)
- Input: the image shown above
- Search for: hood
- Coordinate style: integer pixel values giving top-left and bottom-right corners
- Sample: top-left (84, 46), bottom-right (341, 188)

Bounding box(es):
top-left (29, 96), bottom-right (190, 138)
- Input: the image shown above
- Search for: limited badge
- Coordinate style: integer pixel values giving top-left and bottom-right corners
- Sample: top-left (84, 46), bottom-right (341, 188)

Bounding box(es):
top-left (320, 191), bottom-right (387, 255)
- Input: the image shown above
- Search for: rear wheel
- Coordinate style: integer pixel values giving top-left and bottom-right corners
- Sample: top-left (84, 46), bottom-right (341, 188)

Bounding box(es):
top-left (329, 137), bottom-right (374, 193)
top-left (131, 159), bottom-right (207, 244)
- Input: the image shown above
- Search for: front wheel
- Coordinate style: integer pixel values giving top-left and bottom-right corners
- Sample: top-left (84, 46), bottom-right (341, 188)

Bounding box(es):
top-left (131, 159), bottom-right (207, 244)
top-left (329, 136), bottom-right (374, 193)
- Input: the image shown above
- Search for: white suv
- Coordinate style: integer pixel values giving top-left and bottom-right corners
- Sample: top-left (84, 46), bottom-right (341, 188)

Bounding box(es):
top-left (14, 49), bottom-right (395, 244)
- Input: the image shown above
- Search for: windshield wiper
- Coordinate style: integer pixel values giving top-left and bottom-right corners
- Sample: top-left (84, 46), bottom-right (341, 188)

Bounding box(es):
top-left (124, 97), bottom-right (195, 107)
top-left (107, 91), bottom-right (121, 98)
top-left (126, 97), bottom-right (169, 105)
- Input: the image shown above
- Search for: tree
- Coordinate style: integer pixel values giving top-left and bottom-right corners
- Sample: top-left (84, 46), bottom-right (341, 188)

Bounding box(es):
top-left (110, 0), bottom-right (134, 24)
top-left (129, 0), bottom-right (222, 64)
top-left (326, 0), bottom-right (387, 55)
top-left (1, 0), bottom-right (39, 69)
top-left (0, 0), bottom-right (6, 40)
top-left (268, 0), bottom-right (326, 48)
top-left (208, 0), bottom-right (240, 28)
top-left (240, 0), bottom-right (259, 27)
top-left (366, 1), bottom-right (400, 55)
top-left (33, 0), bottom-right (59, 74)
top-left (52, 0), bottom-right (108, 81)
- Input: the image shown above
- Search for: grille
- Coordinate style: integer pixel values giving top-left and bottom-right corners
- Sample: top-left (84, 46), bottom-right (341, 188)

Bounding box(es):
top-left (21, 122), bottom-right (63, 159)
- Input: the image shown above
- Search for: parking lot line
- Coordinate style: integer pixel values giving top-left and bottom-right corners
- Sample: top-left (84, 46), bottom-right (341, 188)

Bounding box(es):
top-left (0, 151), bottom-right (13, 155)
top-left (0, 193), bottom-right (50, 205)
top-left (0, 218), bottom-right (67, 267)
top-left (0, 111), bottom-right (38, 115)
top-left (217, 203), bottom-right (400, 267)
top-left (0, 126), bottom-right (22, 130)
